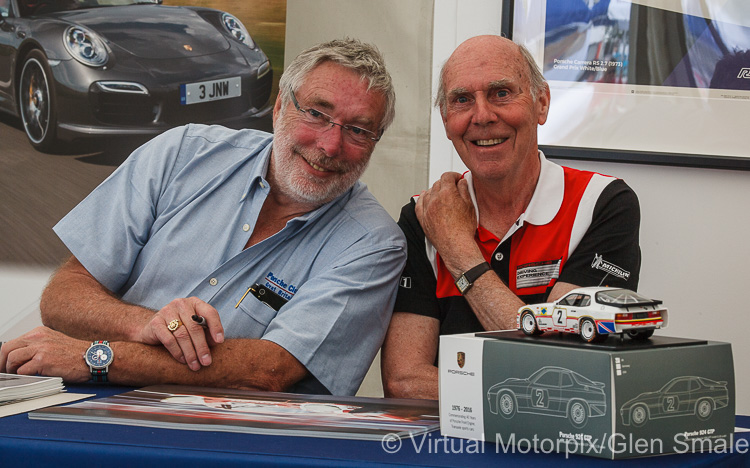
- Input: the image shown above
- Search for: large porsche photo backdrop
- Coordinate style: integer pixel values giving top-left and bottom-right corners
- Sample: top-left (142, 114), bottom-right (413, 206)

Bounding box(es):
top-left (0, 0), bottom-right (286, 266)
top-left (1, 0), bottom-right (285, 151)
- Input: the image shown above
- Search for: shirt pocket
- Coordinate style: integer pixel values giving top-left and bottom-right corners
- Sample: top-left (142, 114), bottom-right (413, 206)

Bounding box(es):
top-left (236, 298), bottom-right (279, 328)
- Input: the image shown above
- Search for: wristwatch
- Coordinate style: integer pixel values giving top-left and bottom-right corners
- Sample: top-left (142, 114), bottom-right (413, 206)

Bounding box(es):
top-left (85, 340), bottom-right (114, 383)
top-left (455, 262), bottom-right (491, 294)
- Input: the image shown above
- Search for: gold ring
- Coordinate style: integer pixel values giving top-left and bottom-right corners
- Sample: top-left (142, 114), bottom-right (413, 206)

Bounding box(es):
top-left (167, 319), bottom-right (182, 332)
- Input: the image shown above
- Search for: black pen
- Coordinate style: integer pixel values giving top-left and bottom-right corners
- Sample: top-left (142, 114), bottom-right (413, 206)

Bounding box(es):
top-left (191, 314), bottom-right (207, 328)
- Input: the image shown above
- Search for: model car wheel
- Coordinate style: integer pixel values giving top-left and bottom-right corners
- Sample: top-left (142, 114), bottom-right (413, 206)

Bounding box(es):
top-left (579, 318), bottom-right (603, 343)
top-left (521, 311), bottom-right (542, 335)
top-left (19, 50), bottom-right (58, 152)
top-left (696, 398), bottom-right (713, 421)
top-left (626, 329), bottom-right (654, 340)
top-left (497, 392), bottom-right (517, 419)
top-left (568, 400), bottom-right (589, 428)
top-left (630, 404), bottom-right (648, 427)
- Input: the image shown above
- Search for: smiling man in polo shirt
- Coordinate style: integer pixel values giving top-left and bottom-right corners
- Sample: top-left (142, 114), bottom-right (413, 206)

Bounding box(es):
top-left (381, 35), bottom-right (641, 400)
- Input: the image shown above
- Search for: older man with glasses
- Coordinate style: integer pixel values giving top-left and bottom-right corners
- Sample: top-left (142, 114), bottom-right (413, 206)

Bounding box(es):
top-left (1, 38), bottom-right (405, 396)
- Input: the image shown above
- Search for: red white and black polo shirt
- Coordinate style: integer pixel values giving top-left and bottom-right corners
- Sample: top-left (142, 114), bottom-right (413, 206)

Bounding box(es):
top-left (394, 151), bottom-right (641, 336)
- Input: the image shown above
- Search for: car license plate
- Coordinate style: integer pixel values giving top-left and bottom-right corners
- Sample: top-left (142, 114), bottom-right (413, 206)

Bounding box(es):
top-left (180, 77), bottom-right (241, 105)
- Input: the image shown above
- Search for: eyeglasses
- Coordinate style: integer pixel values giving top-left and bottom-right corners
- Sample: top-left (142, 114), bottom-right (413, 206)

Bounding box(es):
top-left (289, 88), bottom-right (382, 146)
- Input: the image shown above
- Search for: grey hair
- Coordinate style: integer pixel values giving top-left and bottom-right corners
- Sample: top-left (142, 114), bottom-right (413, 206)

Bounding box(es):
top-left (278, 38), bottom-right (396, 132)
top-left (435, 40), bottom-right (547, 115)
top-left (518, 44), bottom-right (547, 101)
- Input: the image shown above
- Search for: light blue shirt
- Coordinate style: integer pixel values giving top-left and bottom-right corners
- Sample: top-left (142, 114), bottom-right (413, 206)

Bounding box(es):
top-left (54, 124), bottom-right (406, 395)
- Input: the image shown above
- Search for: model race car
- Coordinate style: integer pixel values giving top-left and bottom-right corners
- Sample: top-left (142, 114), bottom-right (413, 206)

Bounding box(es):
top-left (517, 287), bottom-right (668, 343)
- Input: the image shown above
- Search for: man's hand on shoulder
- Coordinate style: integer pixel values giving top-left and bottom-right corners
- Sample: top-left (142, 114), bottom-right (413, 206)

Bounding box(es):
top-left (138, 297), bottom-right (225, 371)
top-left (415, 172), bottom-right (484, 275)
top-left (0, 327), bottom-right (90, 382)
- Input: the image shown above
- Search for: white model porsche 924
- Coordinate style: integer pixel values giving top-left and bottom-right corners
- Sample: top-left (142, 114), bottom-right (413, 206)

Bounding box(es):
top-left (517, 287), bottom-right (668, 343)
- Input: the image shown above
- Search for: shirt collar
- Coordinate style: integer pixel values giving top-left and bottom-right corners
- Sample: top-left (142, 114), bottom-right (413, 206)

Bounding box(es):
top-left (466, 150), bottom-right (564, 242)
top-left (519, 150), bottom-right (564, 226)
top-left (240, 137), bottom-right (274, 202)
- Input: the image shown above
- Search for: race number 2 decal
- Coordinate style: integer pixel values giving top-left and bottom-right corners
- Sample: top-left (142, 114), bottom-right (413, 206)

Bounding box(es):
top-left (554, 309), bottom-right (566, 326)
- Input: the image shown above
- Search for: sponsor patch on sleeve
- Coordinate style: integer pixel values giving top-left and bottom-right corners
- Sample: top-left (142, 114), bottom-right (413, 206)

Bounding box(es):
top-left (591, 254), bottom-right (630, 281)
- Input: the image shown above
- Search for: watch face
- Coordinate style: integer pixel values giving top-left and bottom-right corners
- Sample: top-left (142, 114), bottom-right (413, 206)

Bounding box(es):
top-left (86, 344), bottom-right (112, 369)
top-left (456, 276), bottom-right (470, 293)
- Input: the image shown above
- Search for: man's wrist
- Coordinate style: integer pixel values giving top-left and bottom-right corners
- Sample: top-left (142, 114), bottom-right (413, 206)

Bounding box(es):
top-left (84, 340), bottom-right (114, 383)
top-left (455, 262), bottom-right (492, 295)
top-left (128, 307), bottom-right (158, 342)
top-left (446, 254), bottom-right (487, 279)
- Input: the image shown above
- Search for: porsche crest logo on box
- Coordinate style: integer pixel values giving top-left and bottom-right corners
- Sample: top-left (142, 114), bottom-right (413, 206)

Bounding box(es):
top-left (457, 352), bottom-right (466, 368)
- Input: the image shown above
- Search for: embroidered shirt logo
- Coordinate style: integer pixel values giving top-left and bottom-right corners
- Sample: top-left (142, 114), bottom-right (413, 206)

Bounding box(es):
top-left (516, 259), bottom-right (561, 288)
top-left (400, 276), bottom-right (412, 289)
top-left (591, 254), bottom-right (630, 280)
top-left (264, 272), bottom-right (298, 301)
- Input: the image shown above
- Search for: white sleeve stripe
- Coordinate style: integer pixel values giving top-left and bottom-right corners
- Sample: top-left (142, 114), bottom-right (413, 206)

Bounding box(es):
top-left (569, 174), bottom-right (616, 257)
top-left (425, 237), bottom-right (439, 278)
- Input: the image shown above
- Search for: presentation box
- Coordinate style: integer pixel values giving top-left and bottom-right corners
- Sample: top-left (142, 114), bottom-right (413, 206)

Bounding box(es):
top-left (439, 332), bottom-right (735, 460)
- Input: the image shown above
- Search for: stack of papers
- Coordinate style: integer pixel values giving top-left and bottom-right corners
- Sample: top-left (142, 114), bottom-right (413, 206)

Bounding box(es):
top-left (0, 374), bottom-right (65, 405)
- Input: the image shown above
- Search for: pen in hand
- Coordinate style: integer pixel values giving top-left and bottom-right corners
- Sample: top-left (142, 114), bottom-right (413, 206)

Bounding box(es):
top-left (191, 314), bottom-right (207, 328)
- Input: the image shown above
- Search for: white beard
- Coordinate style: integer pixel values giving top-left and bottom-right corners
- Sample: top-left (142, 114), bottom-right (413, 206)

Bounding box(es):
top-left (270, 117), bottom-right (371, 206)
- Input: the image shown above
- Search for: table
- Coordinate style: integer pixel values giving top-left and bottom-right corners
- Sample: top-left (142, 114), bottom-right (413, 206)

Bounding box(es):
top-left (1, 384), bottom-right (748, 467)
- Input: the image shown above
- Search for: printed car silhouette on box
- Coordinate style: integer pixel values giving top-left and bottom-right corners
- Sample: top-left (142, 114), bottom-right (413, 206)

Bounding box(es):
top-left (487, 366), bottom-right (606, 429)
top-left (620, 376), bottom-right (729, 427)
top-left (517, 287), bottom-right (668, 343)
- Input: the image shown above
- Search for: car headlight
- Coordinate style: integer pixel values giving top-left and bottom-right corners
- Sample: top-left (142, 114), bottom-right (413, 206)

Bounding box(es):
top-left (64, 26), bottom-right (108, 67)
top-left (222, 13), bottom-right (256, 48)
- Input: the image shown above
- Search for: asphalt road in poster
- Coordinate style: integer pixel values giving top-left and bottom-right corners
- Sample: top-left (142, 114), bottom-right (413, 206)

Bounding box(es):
top-left (1, 113), bottom-right (129, 266)
top-left (0, 113), bottom-right (272, 267)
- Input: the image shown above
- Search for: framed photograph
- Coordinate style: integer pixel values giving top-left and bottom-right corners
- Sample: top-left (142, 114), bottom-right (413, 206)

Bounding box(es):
top-left (502, 0), bottom-right (750, 170)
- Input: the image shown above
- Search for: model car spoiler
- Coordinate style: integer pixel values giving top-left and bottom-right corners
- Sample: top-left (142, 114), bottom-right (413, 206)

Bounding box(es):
top-left (613, 299), bottom-right (663, 308)
top-left (594, 289), bottom-right (666, 308)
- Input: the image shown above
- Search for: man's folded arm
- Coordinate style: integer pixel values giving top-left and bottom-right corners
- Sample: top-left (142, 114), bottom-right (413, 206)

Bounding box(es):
top-left (109, 337), bottom-right (308, 391)
top-left (0, 326), bottom-right (308, 392)
top-left (381, 312), bottom-right (440, 400)
top-left (41, 256), bottom-right (225, 371)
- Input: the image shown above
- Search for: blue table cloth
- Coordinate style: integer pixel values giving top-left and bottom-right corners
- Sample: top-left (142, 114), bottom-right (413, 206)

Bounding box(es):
top-left (1, 384), bottom-right (748, 467)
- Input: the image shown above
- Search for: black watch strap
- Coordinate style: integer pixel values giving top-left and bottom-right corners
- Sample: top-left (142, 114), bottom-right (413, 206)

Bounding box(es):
top-left (456, 262), bottom-right (491, 294)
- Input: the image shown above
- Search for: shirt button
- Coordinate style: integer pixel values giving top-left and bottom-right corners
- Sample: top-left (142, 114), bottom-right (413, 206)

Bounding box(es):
top-left (243, 224), bottom-right (250, 232)
top-left (495, 253), bottom-right (504, 261)
top-left (209, 278), bottom-right (218, 286)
